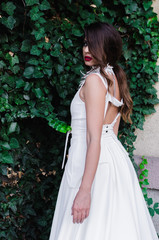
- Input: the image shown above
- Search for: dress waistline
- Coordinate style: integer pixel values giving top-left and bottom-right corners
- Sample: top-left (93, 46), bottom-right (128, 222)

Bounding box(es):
top-left (61, 124), bottom-right (115, 169)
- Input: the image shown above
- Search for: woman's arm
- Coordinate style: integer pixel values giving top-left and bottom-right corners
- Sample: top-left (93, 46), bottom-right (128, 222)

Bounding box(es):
top-left (80, 73), bottom-right (107, 191)
top-left (71, 74), bottom-right (107, 224)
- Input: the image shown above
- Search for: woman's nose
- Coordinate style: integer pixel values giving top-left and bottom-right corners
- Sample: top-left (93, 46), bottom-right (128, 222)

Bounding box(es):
top-left (84, 46), bottom-right (89, 53)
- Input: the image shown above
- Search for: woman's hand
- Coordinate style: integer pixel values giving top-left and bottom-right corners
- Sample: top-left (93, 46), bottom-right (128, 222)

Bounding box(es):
top-left (71, 187), bottom-right (91, 224)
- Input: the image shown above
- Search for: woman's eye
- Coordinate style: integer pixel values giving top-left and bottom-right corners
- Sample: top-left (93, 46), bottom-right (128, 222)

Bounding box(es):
top-left (83, 40), bottom-right (88, 47)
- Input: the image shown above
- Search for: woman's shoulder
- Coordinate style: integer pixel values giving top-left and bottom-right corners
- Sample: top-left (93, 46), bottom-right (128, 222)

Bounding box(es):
top-left (86, 67), bottom-right (108, 89)
top-left (82, 72), bottom-right (108, 94)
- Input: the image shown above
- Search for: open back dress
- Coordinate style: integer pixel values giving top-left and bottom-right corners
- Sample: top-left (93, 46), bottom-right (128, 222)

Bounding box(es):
top-left (49, 64), bottom-right (158, 240)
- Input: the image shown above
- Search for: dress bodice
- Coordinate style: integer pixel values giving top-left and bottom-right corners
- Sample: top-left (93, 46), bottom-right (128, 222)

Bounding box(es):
top-left (70, 64), bottom-right (123, 133)
top-left (62, 64), bottom-right (124, 169)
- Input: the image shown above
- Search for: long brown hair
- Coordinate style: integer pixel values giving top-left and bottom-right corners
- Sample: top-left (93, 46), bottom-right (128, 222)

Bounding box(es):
top-left (84, 22), bottom-right (133, 124)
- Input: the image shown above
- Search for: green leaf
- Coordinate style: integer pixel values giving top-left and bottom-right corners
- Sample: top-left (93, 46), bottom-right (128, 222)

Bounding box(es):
top-left (23, 94), bottom-right (30, 100)
top-left (2, 2), bottom-right (16, 15)
top-left (139, 163), bottom-right (144, 169)
top-left (30, 45), bottom-right (42, 56)
top-left (11, 65), bottom-right (20, 74)
top-left (93, 0), bottom-right (102, 7)
top-left (130, 3), bottom-right (138, 12)
top-left (153, 203), bottom-right (159, 214)
top-left (2, 16), bottom-right (16, 30)
top-left (9, 203), bottom-right (17, 213)
top-left (43, 54), bottom-right (50, 62)
top-left (124, 50), bottom-right (132, 60)
top-left (142, 169), bottom-right (148, 177)
top-left (0, 60), bottom-right (6, 69)
top-left (154, 209), bottom-right (159, 214)
top-left (125, 3), bottom-right (138, 14)
top-left (154, 203), bottom-right (159, 209)
top-left (143, 2), bottom-right (152, 11)
top-left (10, 138), bottom-right (20, 148)
top-left (43, 68), bottom-right (52, 77)
top-left (145, 98), bottom-right (159, 105)
top-left (10, 55), bottom-right (19, 67)
top-left (50, 49), bottom-right (60, 57)
top-left (33, 27), bottom-right (45, 40)
top-left (8, 122), bottom-right (18, 134)
top-left (50, 43), bottom-right (61, 56)
top-left (142, 179), bottom-right (149, 185)
top-left (34, 88), bottom-right (43, 98)
top-left (32, 28), bottom-right (45, 41)
top-left (33, 68), bottom-right (44, 78)
top-left (5, 16), bottom-right (16, 30)
top-left (147, 198), bottom-right (153, 206)
top-left (1, 152), bottom-right (14, 164)
top-left (21, 40), bottom-right (31, 52)
top-left (37, 41), bottom-right (44, 48)
top-left (142, 187), bottom-right (147, 195)
top-left (15, 96), bottom-right (25, 105)
top-left (5, 53), bottom-right (19, 67)
top-left (39, 0), bottom-right (50, 10)
top-left (144, 35), bottom-right (150, 41)
top-left (1, 166), bottom-right (8, 176)
top-left (0, 232), bottom-right (6, 238)
top-left (16, 79), bottom-right (25, 88)
top-left (142, 108), bottom-right (156, 115)
top-left (24, 207), bottom-right (36, 216)
top-left (43, 42), bottom-right (51, 50)
top-left (37, 219), bottom-right (47, 226)
top-left (72, 27), bottom-right (83, 37)
top-left (27, 58), bottom-right (39, 65)
top-left (62, 39), bottom-right (73, 49)
top-left (29, 6), bottom-right (44, 21)
top-left (0, 89), bottom-right (4, 96)
top-left (54, 43), bottom-right (62, 50)
top-left (148, 207), bottom-right (154, 217)
top-left (23, 66), bottom-right (35, 78)
top-left (118, 26), bottom-right (127, 33)
top-left (24, 82), bottom-right (32, 91)
top-left (139, 174), bottom-right (143, 179)
top-left (155, 65), bottom-right (159, 74)
top-left (1, 142), bottom-right (11, 150)
top-left (55, 64), bottom-right (64, 74)
top-left (142, 156), bottom-right (148, 165)
top-left (25, 0), bottom-right (39, 6)
top-left (80, 10), bottom-right (91, 19)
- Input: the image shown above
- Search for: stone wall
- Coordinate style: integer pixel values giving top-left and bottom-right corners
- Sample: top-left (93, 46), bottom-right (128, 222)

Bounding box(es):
top-left (134, 0), bottom-right (159, 234)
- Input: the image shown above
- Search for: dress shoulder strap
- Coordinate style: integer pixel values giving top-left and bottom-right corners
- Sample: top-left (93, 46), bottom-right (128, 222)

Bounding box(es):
top-left (111, 112), bottom-right (121, 127)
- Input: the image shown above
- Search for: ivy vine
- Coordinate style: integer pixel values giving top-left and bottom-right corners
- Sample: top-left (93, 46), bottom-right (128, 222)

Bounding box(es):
top-left (139, 156), bottom-right (159, 220)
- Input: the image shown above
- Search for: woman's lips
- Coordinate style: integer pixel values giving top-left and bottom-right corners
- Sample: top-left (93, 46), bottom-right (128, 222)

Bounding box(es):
top-left (85, 56), bottom-right (92, 61)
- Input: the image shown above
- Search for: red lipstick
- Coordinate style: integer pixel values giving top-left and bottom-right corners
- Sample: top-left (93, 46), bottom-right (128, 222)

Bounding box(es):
top-left (85, 56), bottom-right (92, 61)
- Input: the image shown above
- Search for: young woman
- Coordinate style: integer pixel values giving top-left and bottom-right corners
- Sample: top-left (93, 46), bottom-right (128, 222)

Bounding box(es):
top-left (49, 22), bottom-right (158, 239)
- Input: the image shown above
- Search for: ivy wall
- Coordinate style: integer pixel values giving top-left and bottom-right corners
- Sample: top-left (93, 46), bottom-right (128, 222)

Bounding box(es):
top-left (0, 0), bottom-right (159, 239)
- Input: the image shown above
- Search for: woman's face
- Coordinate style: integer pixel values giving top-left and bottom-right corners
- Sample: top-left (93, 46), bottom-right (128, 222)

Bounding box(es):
top-left (82, 39), bottom-right (96, 67)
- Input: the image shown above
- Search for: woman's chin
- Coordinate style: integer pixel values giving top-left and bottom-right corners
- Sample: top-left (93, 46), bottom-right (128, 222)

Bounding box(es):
top-left (84, 61), bottom-right (94, 67)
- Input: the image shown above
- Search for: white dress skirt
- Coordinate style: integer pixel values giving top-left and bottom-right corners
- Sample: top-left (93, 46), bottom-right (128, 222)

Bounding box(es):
top-left (49, 66), bottom-right (158, 240)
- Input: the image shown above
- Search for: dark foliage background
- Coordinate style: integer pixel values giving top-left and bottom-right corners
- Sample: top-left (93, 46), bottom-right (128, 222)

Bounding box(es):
top-left (0, 0), bottom-right (159, 239)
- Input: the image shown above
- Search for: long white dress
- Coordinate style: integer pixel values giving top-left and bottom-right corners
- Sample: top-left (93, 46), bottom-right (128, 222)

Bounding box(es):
top-left (49, 65), bottom-right (158, 240)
